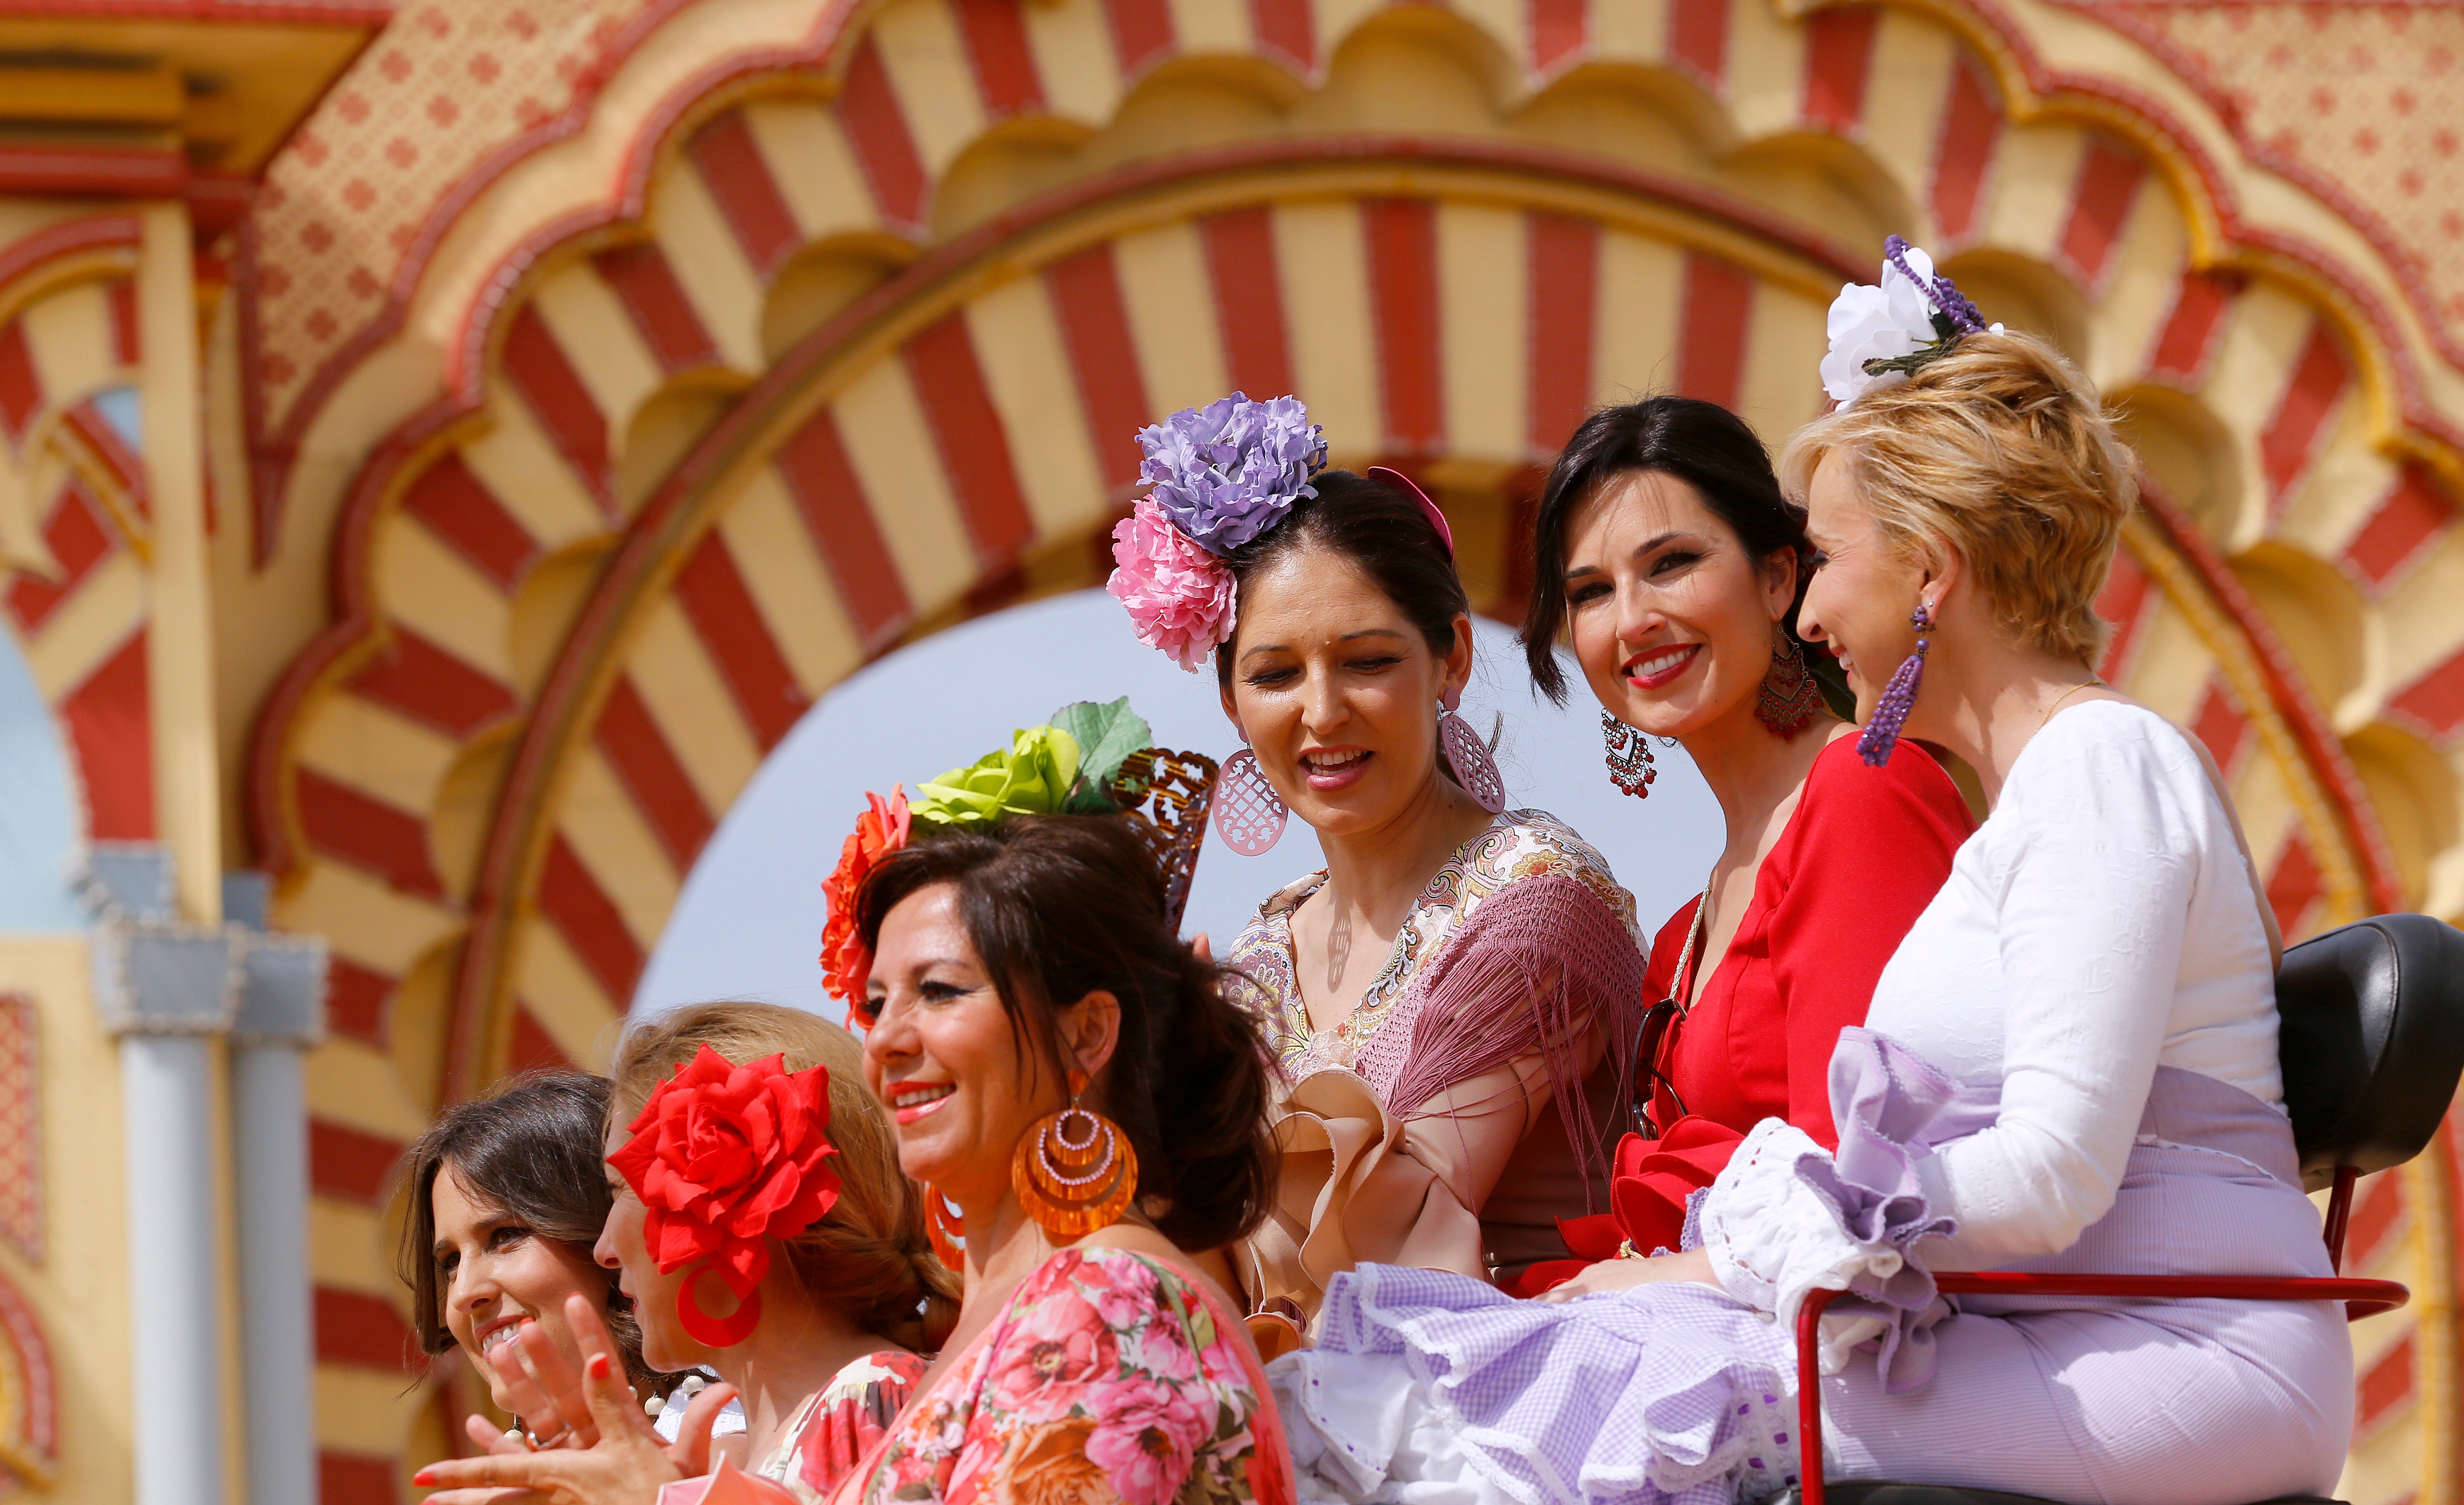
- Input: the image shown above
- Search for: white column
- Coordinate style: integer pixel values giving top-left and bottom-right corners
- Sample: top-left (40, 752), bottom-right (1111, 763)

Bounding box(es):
top-left (232, 1043), bottom-right (315, 1505)
top-left (227, 887), bottom-right (324, 1505)
top-left (88, 849), bottom-right (246, 1505)
top-left (122, 1032), bottom-right (227, 1505)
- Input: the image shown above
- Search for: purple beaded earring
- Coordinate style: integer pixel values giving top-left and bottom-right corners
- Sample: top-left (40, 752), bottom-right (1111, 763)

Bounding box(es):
top-left (1857, 601), bottom-right (1935, 767)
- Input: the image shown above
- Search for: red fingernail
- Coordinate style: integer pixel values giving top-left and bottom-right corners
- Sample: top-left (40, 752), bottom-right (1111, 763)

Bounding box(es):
top-left (412, 1471), bottom-right (435, 1487)
top-left (587, 1353), bottom-right (611, 1379)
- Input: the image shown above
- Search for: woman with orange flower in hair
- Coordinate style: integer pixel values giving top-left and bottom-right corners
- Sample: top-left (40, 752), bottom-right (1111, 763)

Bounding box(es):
top-left (808, 703), bottom-right (1295, 1505)
top-left (414, 1003), bottom-right (953, 1505)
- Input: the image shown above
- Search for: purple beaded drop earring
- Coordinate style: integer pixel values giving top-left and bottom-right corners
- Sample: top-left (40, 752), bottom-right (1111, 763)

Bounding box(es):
top-left (1856, 600), bottom-right (1934, 767)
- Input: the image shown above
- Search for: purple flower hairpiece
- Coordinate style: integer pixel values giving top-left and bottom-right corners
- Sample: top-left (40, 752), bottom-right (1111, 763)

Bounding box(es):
top-left (1135, 392), bottom-right (1328, 556)
top-left (1109, 392), bottom-right (1327, 671)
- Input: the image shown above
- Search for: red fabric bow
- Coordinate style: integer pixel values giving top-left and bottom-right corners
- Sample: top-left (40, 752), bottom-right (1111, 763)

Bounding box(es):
top-left (607, 1046), bottom-right (842, 1344)
top-left (820, 787), bottom-right (910, 1020)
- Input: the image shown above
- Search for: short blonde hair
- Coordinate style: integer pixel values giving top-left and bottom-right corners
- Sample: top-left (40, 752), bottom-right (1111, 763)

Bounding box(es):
top-left (610, 1001), bottom-right (958, 1349)
top-left (1779, 330), bottom-right (2137, 663)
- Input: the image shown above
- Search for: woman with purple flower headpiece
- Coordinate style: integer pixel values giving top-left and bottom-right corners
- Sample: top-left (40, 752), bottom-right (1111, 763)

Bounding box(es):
top-left (1261, 243), bottom-right (2350, 1505)
top-left (1106, 393), bottom-right (1651, 1338)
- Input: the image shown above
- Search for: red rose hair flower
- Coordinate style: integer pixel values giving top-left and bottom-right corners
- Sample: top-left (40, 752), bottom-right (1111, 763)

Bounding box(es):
top-left (606, 1044), bottom-right (842, 1347)
top-left (820, 786), bottom-right (910, 1021)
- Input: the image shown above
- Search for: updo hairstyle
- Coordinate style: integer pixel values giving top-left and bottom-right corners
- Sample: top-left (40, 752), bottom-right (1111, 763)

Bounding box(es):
top-left (1212, 468), bottom-right (1466, 687)
top-left (608, 1002), bottom-right (959, 1351)
top-left (853, 814), bottom-right (1277, 1253)
top-left (1777, 329), bottom-right (2136, 665)
top-left (397, 1072), bottom-right (670, 1395)
top-left (1519, 396), bottom-right (1846, 709)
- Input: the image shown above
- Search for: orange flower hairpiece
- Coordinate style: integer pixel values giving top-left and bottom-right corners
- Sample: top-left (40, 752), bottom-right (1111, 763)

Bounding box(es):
top-left (820, 785), bottom-right (910, 1024)
top-left (606, 1045), bottom-right (841, 1348)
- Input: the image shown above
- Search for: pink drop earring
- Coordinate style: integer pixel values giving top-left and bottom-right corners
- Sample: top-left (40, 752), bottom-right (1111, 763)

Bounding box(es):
top-left (1438, 690), bottom-right (1506, 814)
top-left (1215, 732), bottom-right (1290, 855)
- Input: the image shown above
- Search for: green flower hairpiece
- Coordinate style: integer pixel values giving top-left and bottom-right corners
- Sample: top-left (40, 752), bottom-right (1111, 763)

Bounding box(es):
top-left (909, 698), bottom-right (1156, 829)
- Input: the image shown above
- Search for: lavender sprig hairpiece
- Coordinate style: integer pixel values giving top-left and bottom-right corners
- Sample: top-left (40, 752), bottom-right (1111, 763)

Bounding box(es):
top-left (1820, 237), bottom-right (2005, 406)
top-left (1135, 392), bottom-right (1328, 556)
top-left (1882, 235), bottom-right (1986, 337)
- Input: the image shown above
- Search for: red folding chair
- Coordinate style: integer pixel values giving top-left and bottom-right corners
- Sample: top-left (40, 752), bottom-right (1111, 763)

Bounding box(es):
top-left (1780, 913), bottom-right (2464, 1505)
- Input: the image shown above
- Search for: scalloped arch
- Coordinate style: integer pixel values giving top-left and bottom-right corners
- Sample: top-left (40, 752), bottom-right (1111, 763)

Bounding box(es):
top-left (249, 0), bottom-right (2464, 1492)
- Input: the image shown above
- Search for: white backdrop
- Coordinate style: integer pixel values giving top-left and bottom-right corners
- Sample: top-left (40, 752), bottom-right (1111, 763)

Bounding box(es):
top-left (633, 591), bottom-right (1725, 1018)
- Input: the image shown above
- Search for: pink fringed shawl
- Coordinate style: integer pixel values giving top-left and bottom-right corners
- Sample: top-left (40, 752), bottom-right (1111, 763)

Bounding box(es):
top-left (1360, 874), bottom-right (1650, 1194)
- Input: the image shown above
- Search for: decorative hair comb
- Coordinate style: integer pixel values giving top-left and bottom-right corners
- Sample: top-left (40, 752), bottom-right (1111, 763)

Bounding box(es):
top-left (817, 698), bottom-right (1220, 1018)
top-left (1820, 235), bottom-right (2003, 407)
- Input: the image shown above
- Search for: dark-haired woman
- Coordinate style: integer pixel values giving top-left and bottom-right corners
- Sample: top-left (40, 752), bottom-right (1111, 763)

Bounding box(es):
top-left (401, 1073), bottom-right (693, 1451)
top-left (1109, 395), bottom-right (1650, 1320)
top-left (1515, 396), bottom-right (1973, 1290)
top-left (836, 814), bottom-right (1296, 1505)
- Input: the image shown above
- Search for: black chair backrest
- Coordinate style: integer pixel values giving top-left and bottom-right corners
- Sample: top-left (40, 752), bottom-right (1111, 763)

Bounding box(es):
top-left (2276, 913), bottom-right (2464, 1191)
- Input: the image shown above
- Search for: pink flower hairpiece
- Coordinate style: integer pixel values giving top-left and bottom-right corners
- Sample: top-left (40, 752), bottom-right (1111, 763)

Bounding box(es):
top-left (1109, 496), bottom-right (1236, 671)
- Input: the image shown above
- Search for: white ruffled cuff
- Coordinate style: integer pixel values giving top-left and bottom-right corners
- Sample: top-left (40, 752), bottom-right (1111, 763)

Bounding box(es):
top-left (1699, 1120), bottom-right (1900, 1373)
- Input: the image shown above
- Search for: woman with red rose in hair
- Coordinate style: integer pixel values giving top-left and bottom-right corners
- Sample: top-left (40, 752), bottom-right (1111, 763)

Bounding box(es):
top-left (836, 814), bottom-right (1293, 1505)
top-left (416, 1003), bottom-right (955, 1505)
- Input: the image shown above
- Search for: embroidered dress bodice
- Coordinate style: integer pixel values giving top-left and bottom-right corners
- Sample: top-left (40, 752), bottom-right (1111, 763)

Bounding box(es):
top-left (1228, 808), bottom-right (1639, 1081)
top-left (836, 1245), bottom-right (1294, 1505)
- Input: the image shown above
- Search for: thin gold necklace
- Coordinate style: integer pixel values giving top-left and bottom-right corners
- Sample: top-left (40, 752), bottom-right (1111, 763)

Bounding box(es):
top-left (2039, 677), bottom-right (2106, 727)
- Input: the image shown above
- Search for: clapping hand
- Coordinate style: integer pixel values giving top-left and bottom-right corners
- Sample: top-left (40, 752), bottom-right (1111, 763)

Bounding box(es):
top-left (415, 1294), bottom-right (736, 1505)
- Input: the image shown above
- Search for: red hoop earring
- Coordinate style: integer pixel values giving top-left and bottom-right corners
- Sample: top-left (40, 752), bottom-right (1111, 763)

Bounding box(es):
top-left (676, 1263), bottom-right (762, 1348)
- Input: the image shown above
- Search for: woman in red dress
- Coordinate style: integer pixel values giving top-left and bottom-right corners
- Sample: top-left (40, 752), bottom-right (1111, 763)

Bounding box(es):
top-left (1515, 396), bottom-right (1976, 1285)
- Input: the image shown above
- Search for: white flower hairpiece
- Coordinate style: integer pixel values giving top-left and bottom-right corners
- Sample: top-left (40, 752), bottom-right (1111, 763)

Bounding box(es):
top-left (1820, 236), bottom-right (2004, 407)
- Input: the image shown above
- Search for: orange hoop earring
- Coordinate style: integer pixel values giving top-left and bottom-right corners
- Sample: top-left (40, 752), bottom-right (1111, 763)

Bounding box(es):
top-left (922, 1185), bottom-right (966, 1268)
top-left (1011, 1069), bottom-right (1139, 1240)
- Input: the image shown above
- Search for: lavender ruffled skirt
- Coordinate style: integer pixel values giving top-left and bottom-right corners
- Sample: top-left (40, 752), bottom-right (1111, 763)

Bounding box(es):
top-left (1266, 1041), bottom-right (2352, 1505)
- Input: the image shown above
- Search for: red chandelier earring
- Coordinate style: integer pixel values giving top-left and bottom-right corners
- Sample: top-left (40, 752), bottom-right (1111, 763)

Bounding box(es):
top-left (1756, 629), bottom-right (1825, 740)
top-left (1603, 711), bottom-right (1657, 798)
top-left (677, 1263), bottom-right (763, 1348)
top-left (1012, 1069), bottom-right (1139, 1240)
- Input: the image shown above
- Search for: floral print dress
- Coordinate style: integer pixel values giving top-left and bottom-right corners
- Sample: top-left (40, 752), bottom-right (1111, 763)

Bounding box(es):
top-left (760, 1350), bottom-right (930, 1502)
top-left (840, 1246), bottom-right (1294, 1505)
